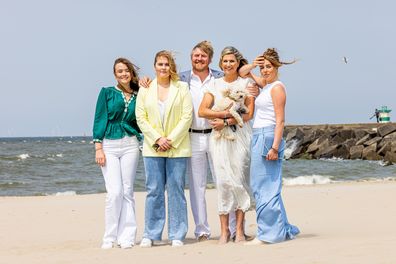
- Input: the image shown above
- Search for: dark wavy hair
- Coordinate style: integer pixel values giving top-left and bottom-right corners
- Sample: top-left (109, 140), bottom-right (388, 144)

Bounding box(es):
top-left (113, 57), bottom-right (139, 92)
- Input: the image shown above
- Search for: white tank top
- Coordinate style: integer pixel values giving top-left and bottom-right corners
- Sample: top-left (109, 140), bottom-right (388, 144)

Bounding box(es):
top-left (253, 80), bottom-right (285, 128)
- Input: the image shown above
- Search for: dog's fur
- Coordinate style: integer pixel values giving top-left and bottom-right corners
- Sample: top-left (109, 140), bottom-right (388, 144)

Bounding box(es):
top-left (212, 84), bottom-right (249, 140)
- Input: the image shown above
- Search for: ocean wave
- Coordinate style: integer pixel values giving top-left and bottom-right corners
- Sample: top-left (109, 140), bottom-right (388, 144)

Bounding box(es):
top-left (357, 177), bottom-right (396, 182)
top-left (18, 154), bottom-right (30, 160)
top-left (376, 160), bottom-right (393, 167)
top-left (284, 139), bottom-right (300, 160)
top-left (53, 191), bottom-right (77, 196)
top-left (283, 175), bottom-right (396, 186)
top-left (318, 157), bottom-right (346, 162)
top-left (54, 179), bottom-right (87, 185)
top-left (0, 181), bottom-right (27, 188)
top-left (283, 175), bottom-right (335, 185)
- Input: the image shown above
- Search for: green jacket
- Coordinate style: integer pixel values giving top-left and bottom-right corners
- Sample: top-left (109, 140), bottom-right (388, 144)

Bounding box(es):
top-left (93, 86), bottom-right (141, 142)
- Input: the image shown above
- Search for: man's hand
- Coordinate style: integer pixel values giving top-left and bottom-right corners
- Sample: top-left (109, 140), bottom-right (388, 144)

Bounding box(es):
top-left (139, 76), bottom-right (152, 88)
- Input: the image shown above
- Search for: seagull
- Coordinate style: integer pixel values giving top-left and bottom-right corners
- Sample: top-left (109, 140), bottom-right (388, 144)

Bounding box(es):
top-left (343, 56), bottom-right (348, 64)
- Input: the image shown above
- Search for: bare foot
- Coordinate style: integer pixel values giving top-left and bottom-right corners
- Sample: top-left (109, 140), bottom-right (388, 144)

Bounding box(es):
top-left (234, 234), bottom-right (246, 243)
top-left (218, 233), bottom-right (230, 245)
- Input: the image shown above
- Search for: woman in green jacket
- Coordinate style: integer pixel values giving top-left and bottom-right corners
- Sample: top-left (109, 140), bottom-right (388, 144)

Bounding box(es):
top-left (93, 58), bottom-right (141, 249)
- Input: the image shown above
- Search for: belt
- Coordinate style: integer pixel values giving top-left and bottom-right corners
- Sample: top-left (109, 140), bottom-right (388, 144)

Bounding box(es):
top-left (189, 128), bottom-right (212, 134)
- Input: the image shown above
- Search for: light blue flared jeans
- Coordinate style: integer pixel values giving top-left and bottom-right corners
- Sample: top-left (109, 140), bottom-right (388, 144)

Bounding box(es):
top-left (250, 126), bottom-right (300, 243)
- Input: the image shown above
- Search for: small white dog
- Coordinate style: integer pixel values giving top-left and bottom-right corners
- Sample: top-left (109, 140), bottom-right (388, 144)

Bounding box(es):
top-left (212, 84), bottom-right (249, 140)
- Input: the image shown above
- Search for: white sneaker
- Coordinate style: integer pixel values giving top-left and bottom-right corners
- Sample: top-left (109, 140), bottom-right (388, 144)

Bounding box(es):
top-left (140, 238), bottom-right (152, 248)
top-left (101, 242), bottom-right (113, 249)
top-left (171, 240), bottom-right (184, 247)
top-left (120, 243), bottom-right (133, 249)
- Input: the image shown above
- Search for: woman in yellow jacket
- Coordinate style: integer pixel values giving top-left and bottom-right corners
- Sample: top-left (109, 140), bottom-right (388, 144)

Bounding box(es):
top-left (136, 50), bottom-right (193, 247)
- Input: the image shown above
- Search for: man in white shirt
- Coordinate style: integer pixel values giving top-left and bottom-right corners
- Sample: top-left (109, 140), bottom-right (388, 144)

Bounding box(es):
top-left (179, 41), bottom-right (223, 241)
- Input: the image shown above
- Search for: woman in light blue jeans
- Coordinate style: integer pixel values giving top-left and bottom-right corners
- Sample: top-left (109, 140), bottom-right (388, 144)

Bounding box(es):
top-left (240, 48), bottom-right (299, 244)
top-left (136, 50), bottom-right (193, 247)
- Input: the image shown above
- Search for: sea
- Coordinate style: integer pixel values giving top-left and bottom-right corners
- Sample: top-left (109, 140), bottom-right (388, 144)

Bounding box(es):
top-left (1, 136), bottom-right (395, 196)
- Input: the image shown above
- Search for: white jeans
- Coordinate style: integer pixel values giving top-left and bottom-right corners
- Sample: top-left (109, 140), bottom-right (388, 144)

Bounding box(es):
top-left (101, 136), bottom-right (140, 245)
top-left (188, 133), bottom-right (237, 238)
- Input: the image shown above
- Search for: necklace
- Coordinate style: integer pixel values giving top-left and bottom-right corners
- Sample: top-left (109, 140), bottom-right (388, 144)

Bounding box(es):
top-left (120, 91), bottom-right (136, 113)
top-left (115, 85), bottom-right (135, 113)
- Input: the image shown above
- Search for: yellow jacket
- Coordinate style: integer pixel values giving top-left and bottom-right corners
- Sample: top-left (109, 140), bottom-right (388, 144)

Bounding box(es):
top-left (136, 79), bottom-right (193, 157)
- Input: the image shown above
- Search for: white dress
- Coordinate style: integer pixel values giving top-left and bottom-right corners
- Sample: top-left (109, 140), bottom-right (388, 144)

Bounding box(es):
top-left (205, 77), bottom-right (254, 214)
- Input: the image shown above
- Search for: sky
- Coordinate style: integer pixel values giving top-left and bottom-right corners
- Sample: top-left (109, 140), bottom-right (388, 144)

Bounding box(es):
top-left (0, 0), bottom-right (395, 137)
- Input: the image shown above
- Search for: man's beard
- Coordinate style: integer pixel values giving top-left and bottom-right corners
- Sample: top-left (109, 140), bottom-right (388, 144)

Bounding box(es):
top-left (193, 63), bottom-right (208, 72)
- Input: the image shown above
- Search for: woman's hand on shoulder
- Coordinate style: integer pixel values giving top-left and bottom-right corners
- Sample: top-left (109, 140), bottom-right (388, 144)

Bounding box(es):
top-left (246, 82), bottom-right (259, 97)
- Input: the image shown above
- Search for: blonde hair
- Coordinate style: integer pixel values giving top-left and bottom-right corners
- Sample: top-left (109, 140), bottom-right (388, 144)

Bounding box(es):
top-left (218, 46), bottom-right (248, 71)
top-left (154, 50), bottom-right (179, 81)
top-left (191, 40), bottom-right (214, 61)
top-left (262, 48), bottom-right (295, 68)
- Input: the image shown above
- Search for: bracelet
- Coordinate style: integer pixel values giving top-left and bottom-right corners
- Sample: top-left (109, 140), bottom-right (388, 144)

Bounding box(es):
top-left (270, 147), bottom-right (278, 153)
top-left (223, 118), bottom-right (228, 126)
top-left (95, 148), bottom-right (103, 151)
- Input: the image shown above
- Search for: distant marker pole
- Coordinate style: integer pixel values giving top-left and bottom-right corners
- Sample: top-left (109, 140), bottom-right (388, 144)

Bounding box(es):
top-left (379, 106), bottom-right (391, 123)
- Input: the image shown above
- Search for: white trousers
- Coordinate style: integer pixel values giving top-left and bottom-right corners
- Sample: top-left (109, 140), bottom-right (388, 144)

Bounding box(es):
top-left (188, 133), bottom-right (237, 238)
top-left (101, 136), bottom-right (140, 245)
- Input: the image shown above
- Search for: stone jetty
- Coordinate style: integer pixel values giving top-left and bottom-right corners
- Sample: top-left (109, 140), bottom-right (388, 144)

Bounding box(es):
top-left (283, 123), bottom-right (396, 163)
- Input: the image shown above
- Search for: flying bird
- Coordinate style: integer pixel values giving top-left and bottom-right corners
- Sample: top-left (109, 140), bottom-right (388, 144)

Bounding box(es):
top-left (343, 56), bottom-right (348, 64)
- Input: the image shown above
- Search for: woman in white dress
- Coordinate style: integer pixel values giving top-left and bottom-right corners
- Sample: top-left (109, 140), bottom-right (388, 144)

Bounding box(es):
top-left (198, 46), bottom-right (255, 244)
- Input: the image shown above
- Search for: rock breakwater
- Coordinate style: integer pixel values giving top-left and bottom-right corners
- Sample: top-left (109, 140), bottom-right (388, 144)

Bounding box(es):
top-left (283, 123), bottom-right (396, 163)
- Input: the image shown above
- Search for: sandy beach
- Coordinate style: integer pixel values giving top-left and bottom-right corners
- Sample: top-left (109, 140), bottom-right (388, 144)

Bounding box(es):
top-left (1, 181), bottom-right (395, 264)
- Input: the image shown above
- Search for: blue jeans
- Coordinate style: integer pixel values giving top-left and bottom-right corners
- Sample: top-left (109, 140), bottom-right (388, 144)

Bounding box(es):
top-left (143, 157), bottom-right (188, 241)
